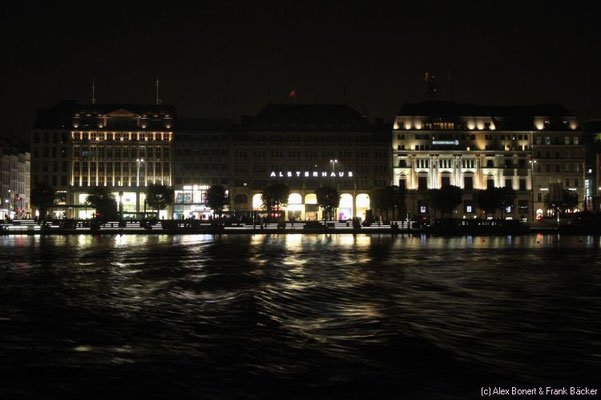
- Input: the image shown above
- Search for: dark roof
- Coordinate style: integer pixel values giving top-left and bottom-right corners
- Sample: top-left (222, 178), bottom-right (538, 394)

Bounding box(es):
top-left (255, 104), bottom-right (366, 122)
top-left (33, 101), bottom-right (176, 129)
top-left (584, 120), bottom-right (601, 132)
top-left (398, 101), bottom-right (573, 118)
top-left (71, 103), bottom-right (175, 117)
top-left (177, 117), bottom-right (230, 131)
top-left (248, 103), bottom-right (373, 131)
top-left (0, 136), bottom-right (29, 155)
top-left (33, 100), bottom-right (77, 129)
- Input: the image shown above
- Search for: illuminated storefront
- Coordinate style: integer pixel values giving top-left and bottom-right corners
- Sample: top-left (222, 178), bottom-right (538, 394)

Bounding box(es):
top-left (173, 185), bottom-right (218, 220)
top-left (249, 190), bottom-right (371, 221)
top-left (71, 190), bottom-right (168, 219)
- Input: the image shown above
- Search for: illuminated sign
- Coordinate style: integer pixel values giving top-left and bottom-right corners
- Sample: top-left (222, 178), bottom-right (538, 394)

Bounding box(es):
top-left (270, 171), bottom-right (353, 178)
top-left (183, 185), bottom-right (210, 190)
top-left (432, 140), bottom-right (459, 145)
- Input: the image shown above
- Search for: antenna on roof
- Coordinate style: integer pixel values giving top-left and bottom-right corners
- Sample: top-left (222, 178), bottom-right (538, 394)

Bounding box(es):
top-left (267, 84), bottom-right (271, 104)
top-left (155, 76), bottom-right (162, 105)
top-left (448, 71), bottom-right (454, 101)
top-left (343, 84), bottom-right (347, 104)
top-left (425, 70), bottom-right (437, 99)
top-left (288, 85), bottom-right (297, 104)
top-left (91, 76), bottom-right (96, 105)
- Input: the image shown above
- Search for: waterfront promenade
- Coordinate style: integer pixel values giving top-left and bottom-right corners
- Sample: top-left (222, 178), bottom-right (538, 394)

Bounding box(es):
top-left (0, 219), bottom-right (560, 235)
top-left (0, 220), bottom-right (411, 235)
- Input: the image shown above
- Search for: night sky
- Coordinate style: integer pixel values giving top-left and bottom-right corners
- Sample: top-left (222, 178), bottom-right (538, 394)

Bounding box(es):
top-left (1, 1), bottom-right (599, 138)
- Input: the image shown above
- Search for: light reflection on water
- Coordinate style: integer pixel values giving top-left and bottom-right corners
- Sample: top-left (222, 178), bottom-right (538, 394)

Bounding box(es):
top-left (0, 233), bottom-right (600, 399)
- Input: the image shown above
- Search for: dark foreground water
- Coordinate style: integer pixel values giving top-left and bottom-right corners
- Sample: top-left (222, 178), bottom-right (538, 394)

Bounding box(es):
top-left (1, 234), bottom-right (600, 399)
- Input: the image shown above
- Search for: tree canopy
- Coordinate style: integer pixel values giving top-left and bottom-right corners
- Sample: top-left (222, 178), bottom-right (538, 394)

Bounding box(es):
top-left (474, 187), bottom-right (515, 217)
top-left (426, 185), bottom-right (463, 217)
top-left (545, 189), bottom-right (579, 213)
top-left (372, 186), bottom-right (406, 220)
top-left (261, 183), bottom-right (289, 212)
top-left (205, 185), bottom-right (229, 218)
top-left (145, 184), bottom-right (174, 211)
top-left (86, 186), bottom-right (114, 207)
top-left (316, 186), bottom-right (340, 220)
top-left (85, 187), bottom-right (117, 220)
top-left (31, 182), bottom-right (56, 219)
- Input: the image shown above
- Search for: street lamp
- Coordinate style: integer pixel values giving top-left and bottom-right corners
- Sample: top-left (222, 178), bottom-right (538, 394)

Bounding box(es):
top-left (136, 158), bottom-right (144, 187)
top-left (329, 159), bottom-right (338, 173)
top-left (529, 159), bottom-right (537, 222)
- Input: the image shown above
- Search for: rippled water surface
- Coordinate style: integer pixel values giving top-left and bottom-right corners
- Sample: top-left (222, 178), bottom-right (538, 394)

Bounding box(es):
top-left (1, 234), bottom-right (600, 399)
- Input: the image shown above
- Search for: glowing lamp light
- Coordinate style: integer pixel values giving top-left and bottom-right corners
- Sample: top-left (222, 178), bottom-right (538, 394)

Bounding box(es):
top-left (569, 120), bottom-right (578, 130)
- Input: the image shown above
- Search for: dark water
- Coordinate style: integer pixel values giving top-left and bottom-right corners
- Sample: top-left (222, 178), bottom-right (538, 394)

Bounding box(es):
top-left (1, 234), bottom-right (600, 399)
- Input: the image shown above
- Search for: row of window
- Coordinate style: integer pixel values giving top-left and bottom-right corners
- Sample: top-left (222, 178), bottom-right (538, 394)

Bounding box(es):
top-left (73, 162), bottom-right (170, 173)
top-left (32, 175), bottom-right (68, 187)
top-left (252, 134), bottom-right (372, 143)
top-left (399, 176), bottom-right (530, 191)
top-left (535, 150), bottom-right (580, 159)
top-left (72, 178), bottom-right (171, 187)
top-left (535, 164), bottom-right (580, 173)
top-left (175, 149), bottom-right (228, 156)
top-left (33, 161), bottom-right (68, 173)
top-left (229, 164), bottom-right (386, 174)
top-left (72, 146), bottom-right (169, 159)
top-left (406, 158), bottom-right (530, 168)
top-left (32, 147), bottom-right (68, 158)
top-left (180, 163), bottom-right (228, 171)
top-left (72, 132), bottom-right (172, 141)
top-left (534, 136), bottom-right (579, 145)
top-left (33, 132), bottom-right (69, 144)
top-left (176, 135), bottom-right (227, 143)
top-left (175, 177), bottom-right (228, 185)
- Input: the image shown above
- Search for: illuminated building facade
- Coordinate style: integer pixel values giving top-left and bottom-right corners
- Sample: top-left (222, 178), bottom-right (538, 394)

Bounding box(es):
top-left (531, 111), bottom-right (584, 218)
top-left (0, 139), bottom-right (30, 219)
top-left (32, 101), bottom-right (174, 218)
top-left (582, 120), bottom-right (601, 211)
top-left (229, 104), bottom-right (390, 220)
top-left (173, 118), bottom-right (230, 219)
top-left (392, 102), bottom-right (584, 221)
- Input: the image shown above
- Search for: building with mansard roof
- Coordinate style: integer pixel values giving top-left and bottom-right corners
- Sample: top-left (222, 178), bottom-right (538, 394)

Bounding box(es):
top-left (0, 138), bottom-right (30, 219)
top-left (392, 101), bottom-right (584, 221)
top-left (31, 101), bottom-right (174, 218)
top-left (228, 104), bottom-right (391, 221)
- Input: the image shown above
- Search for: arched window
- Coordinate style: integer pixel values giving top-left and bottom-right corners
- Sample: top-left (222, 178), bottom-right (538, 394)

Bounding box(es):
top-left (305, 193), bottom-right (317, 204)
top-left (252, 194), bottom-right (263, 210)
top-left (288, 193), bottom-right (302, 204)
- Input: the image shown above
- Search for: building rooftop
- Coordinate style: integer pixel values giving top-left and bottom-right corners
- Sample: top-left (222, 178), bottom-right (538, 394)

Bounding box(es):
top-left (0, 136), bottom-right (29, 155)
top-left (33, 101), bottom-right (176, 130)
top-left (177, 117), bottom-right (231, 131)
top-left (256, 104), bottom-right (366, 122)
top-left (398, 101), bottom-right (573, 118)
top-left (246, 103), bottom-right (377, 131)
